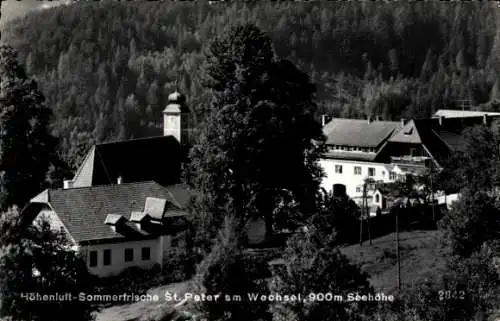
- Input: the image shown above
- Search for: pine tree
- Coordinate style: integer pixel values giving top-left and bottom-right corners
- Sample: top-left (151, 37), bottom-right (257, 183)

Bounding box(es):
top-left (189, 23), bottom-right (325, 242)
top-left (0, 44), bottom-right (57, 210)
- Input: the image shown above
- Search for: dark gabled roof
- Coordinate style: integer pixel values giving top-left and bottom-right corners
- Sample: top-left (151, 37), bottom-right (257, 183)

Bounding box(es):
top-left (28, 181), bottom-right (192, 243)
top-left (323, 119), bottom-right (401, 148)
top-left (376, 115), bottom-right (500, 166)
top-left (432, 130), bottom-right (466, 151)
top-left (72, 136), bottom-right (182, 188)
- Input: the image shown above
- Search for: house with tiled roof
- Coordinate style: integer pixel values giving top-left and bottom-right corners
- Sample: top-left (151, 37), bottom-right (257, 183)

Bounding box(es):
top-left (320, 110), bottom-right (500, 205)
top-left (28, 181), bottom-right (191, 276)
top-left (22, 91), bottom-right (194, 277)
top-left (320, 117), bottom-right (404, 199)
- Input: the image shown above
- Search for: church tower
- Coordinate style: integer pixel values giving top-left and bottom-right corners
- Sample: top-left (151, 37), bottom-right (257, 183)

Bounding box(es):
top-left (163, 90), bottom-right (189, 145)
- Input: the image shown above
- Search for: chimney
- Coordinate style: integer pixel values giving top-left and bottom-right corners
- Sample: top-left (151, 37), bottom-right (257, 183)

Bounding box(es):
top-left (400, 118), bottom-right (406, 127)
top-left (321, 114), bottom-right (328, 126)
top-left (439, 115), bottom-right (445, 126)
top-left (63, 179), bottom-right (73, 189)
top-left (483, 114), bottom-right (488, 125)
top-left (163, 90), bottom-right (188, 144)
top-left (117, 176), bottom-right (123, 185)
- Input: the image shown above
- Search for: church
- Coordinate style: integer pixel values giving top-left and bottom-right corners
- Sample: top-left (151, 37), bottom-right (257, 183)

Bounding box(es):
top-left (22, 90), bottom-right (193, 277)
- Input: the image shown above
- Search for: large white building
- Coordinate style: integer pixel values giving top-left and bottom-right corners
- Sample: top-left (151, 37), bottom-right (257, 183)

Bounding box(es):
top-left (320, 110), bottom-right (500, 209)
top-left (319, 117), bottom-right (403, 201)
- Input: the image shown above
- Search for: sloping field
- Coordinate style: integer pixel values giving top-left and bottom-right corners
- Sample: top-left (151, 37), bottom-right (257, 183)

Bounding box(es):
top-left (340, 230), bottom-right (448, 294)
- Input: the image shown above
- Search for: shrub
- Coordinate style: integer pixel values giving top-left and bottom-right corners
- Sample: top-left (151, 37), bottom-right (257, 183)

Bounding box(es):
top-left (195, 216), bottom-right (272, 321)
top-left (271, 228), bottom-right (376, 321)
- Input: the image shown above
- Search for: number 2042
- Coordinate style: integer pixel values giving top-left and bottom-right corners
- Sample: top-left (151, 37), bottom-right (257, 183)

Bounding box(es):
top-left (438, 290), bottom-right (465, 301)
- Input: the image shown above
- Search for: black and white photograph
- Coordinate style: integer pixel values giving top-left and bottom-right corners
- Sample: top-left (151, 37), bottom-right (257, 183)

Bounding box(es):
top-left (0, 1), bottom-right (499, 320)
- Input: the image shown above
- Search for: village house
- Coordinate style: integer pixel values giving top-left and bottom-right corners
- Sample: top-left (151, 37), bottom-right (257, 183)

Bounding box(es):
top-left (319, 116), bottom-right (403, 202)
top-left (320, 109), bottom-right (500, 213)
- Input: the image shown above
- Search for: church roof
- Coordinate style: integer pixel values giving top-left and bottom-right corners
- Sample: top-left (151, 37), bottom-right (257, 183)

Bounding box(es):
top-left (71, 135), bottom-right (182, 188)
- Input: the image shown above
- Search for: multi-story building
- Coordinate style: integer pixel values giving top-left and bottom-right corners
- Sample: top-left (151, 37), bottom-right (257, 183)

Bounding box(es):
top-left (319, 117), bottom-right (404, 201)
top-left (320, 110), bottom-right (500, 209)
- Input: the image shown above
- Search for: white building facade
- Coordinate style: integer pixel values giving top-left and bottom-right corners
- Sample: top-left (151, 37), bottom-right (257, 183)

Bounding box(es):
top-left (319, 158), bottom-right (395, 198)
top-left (319, 118), bottom-right (403, 200)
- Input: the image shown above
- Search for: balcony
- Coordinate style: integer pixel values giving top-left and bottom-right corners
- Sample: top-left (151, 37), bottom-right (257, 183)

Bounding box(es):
top-left (390, 156), bottom-right (431, 167)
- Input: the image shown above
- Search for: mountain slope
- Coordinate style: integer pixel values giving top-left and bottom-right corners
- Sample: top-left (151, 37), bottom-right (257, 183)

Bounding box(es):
top-left (1, 2), bottom-right (498, 170)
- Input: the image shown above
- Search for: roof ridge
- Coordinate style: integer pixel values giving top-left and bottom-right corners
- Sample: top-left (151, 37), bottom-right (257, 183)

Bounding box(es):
top-left (52, 180), bottom-right (160, 192)
top-left (72, 145), bottom-right (95, 181)
top-left (330, 118), bottom-right (400, 123)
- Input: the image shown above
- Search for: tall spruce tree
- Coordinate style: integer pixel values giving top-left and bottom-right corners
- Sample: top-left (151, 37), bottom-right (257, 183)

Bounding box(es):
top-left (188, 23), bottom-right (325, 242)
top-left (0, 44), bottom-right (57, 210)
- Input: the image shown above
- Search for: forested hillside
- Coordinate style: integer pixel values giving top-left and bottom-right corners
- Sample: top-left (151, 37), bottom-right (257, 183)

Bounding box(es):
top-left (2, 1), bottom-right (499, 170)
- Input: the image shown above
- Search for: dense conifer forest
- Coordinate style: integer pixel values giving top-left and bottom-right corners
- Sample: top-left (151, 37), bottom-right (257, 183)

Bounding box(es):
top-left (2, 1), bottom-right (499, 170)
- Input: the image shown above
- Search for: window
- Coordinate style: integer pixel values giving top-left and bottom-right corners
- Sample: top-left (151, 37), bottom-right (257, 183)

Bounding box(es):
top-left (356, 186), bottom-right (361, 193)
top-left (368, 167), bottom-right (375, 177)
top-left (89, 250), bottom-right (98, 268)
top-left (124, 248), bottom-right (134, 262)
top-left (103, 249), bottom-right (112, 266)
top-left (382, 171), bottom-right (386, 176)
top-left (141, 247), bottom-right (151, 261)
top-left (335, 165), bottom-right (343, 174)
top-left (390, 171), bottom-right (397, 180)
top-left (354, 166), bottom-right (362, 175)
top-left (375, 194), bottom-right (380, 203)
